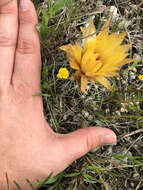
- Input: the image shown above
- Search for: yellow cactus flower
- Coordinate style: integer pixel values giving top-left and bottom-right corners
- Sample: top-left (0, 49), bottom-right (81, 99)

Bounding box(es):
top-left (57, 67), bottom-right (69, 79)
top-left (60, 17), bottom-right (134, 93)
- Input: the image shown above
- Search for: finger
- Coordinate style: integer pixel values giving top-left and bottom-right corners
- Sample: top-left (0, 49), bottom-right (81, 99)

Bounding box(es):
top-left (0, 0), bottom-right (18, 88)
top-left (12, 0), bottom-right (41, 92)
top-left (59, 127), bottom-right (117, 164)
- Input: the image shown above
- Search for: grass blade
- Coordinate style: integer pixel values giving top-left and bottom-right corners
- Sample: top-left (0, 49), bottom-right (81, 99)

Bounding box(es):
top-left (51, 0), bottom-right (66, 15)
top-left (13, 181), bottom-right (22, 190)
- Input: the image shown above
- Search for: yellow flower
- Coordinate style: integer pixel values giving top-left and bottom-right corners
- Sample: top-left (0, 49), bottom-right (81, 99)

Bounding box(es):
top-left (60, 17), bottom-right (134, 93)
top-left (57, 67), bottom-right (69, 79)
top-left (138, 75), bottom-right (143, 80)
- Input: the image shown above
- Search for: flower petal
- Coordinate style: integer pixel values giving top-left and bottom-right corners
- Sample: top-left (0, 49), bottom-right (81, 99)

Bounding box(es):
top-left (101, 16), bottom-right (111, 31)
top-left (94, 67), bottom-right (120, 76)
top-left (67, 55), bottom-right (80, 70)
top-left (80, 19), bottom-right (96, 39)
top-left (95, 32), bottom-right (126, 56)
top-left (81, 51), bottom-right (100, 72)
top-left (60, 44), bottom-right (82, 69)
top-left (119, 58), bottom-right (135, 66)
top-left (85, 61), bottom-right (103, 76)
top-left (80, 19), bottom-right (96, 51)
top-left (105, 32), bottom-right (126, 50)
top-left (81, 50), bottom-right (103, 74)
top-left (81, 75), bottom-right (88, 93)
top-left (91, 76), bottom-right (113, 90)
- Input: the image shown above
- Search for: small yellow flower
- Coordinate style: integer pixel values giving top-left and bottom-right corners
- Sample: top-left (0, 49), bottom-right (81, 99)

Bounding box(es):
top-left (138, 75), bottom-right (143, 80)
top-left (60, 17), bottom-right (135, 93)
top-left (57, 67), bottom-right (69, 79)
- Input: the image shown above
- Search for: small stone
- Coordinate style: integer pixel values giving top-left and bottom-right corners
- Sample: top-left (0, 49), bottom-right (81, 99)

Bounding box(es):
top-left (133, 67), bottom-right (137, 72)
top-left (133, 173), bottom-right (139, 178)
top-left (115, 110), bottom-right (121, 116)
top-left (110, 6), bottom-right (118, 19)
top-left (120, 107), bottom-right (128, 113)
top-left (82, 110), bottom-right (89, 118)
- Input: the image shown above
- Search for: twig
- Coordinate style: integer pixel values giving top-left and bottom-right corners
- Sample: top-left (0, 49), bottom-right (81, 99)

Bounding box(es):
top-left (121, 128), bottom-right (143, 138)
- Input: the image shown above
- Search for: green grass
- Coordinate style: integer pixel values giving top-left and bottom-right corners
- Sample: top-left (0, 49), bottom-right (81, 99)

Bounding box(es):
top-left (9, 0), bottom-right (143, 189)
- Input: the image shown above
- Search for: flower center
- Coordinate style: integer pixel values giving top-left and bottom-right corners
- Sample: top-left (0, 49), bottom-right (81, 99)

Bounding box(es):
top-left (81, 51), bottom-right (103, 75)
top-left (57, 68), bottom-right (69, 79)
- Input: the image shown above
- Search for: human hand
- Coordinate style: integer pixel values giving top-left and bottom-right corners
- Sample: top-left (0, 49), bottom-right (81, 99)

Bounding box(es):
top-left (0, 0), bottom-right (117, 189)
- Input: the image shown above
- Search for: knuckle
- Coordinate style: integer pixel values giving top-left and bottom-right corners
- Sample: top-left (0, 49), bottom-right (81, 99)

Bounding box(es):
top-left (86, 133), bottom-right (93, 151)
top-left (17, 39), bottom-right (35, 54)
top-left (0, 34), bottom-right (16, 47)
top-left (12, 81), bottom-right (32, 103)
top-left (14, 80), bottom-right (30, 93)
top-left (85, 129), bottom-right (96, 151)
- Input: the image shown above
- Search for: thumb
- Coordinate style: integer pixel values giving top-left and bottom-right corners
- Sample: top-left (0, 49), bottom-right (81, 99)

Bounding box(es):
top-left (59, 127), bottom-right (116, 164)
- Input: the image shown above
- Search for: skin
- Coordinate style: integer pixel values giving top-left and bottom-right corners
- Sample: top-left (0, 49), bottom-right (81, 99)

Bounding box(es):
top-left (0, 0), bottom-right (117, 189)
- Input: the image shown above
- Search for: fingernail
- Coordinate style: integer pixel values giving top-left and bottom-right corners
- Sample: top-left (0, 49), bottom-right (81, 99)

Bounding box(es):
top-left (20, 0), bottom-right (30, 11)
top-left (101, 134), bottom-right (117, 146)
